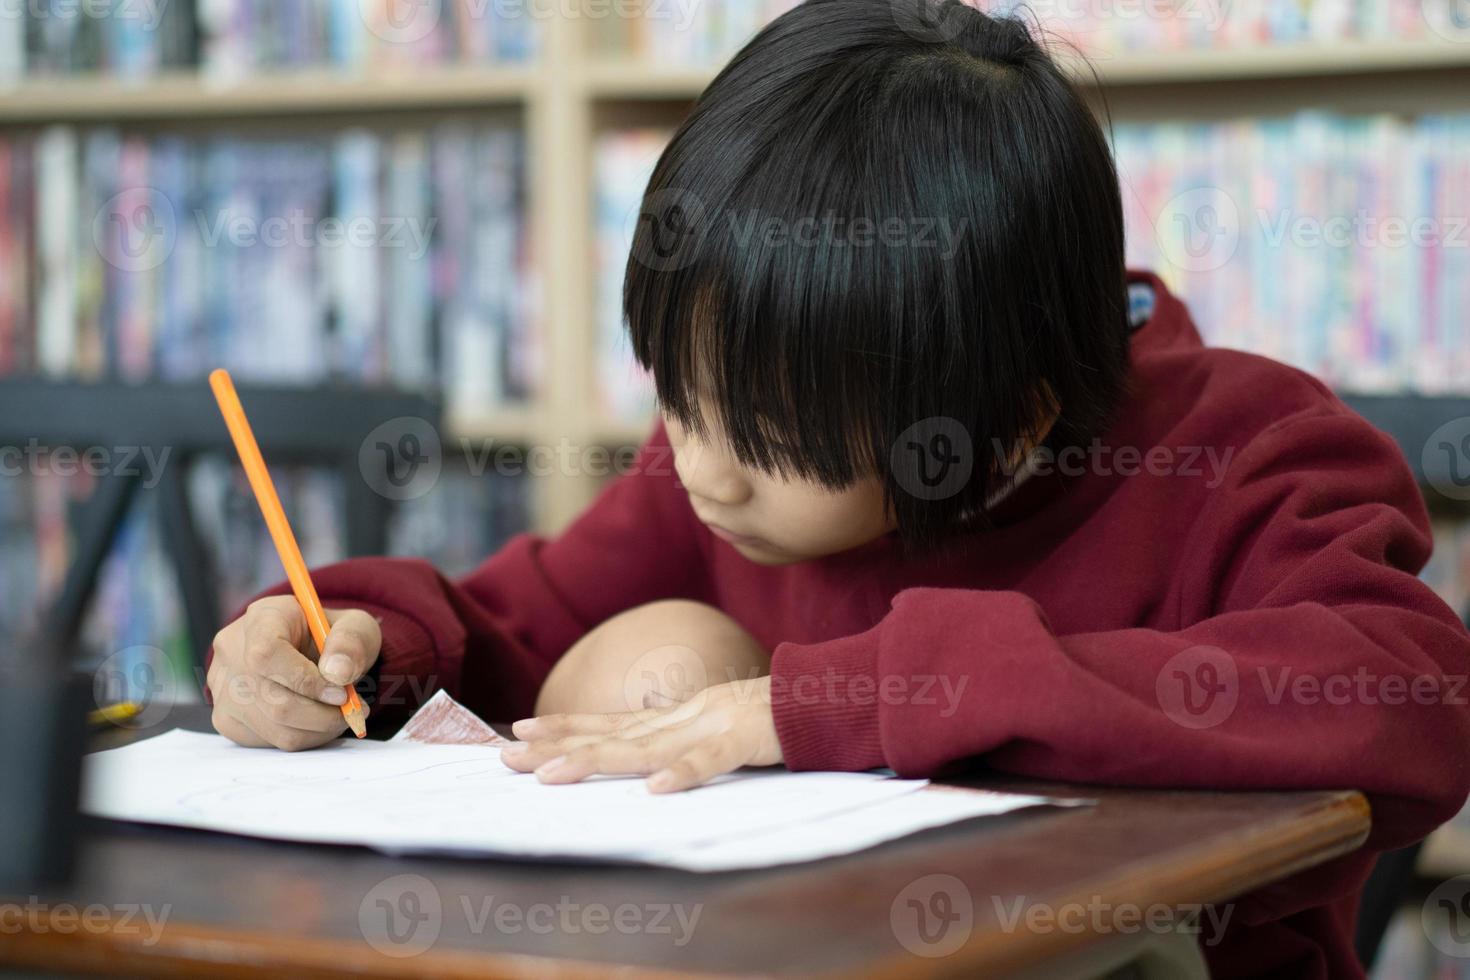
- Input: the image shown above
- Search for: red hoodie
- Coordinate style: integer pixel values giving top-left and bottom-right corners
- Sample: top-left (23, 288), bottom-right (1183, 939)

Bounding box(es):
top-left (245, 272), bottom-right (1470, 978)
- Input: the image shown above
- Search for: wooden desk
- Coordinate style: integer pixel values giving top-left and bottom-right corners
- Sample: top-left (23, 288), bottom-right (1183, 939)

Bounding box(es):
top-left (0, 708), bottom-right (1369, 979)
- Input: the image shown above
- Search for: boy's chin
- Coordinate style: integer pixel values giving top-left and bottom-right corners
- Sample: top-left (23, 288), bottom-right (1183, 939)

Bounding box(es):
top-left (728, 539), bottom-right (803, 566)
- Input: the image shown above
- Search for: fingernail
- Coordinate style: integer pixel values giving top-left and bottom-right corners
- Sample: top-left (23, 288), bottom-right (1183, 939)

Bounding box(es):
top-left (511, 719), bottom-right (538, 738)
top-left (500, 743), bottom-right (526, 758)
top-left (321, 686), bottom-right (347, 706)
top-left (647, 770), bottom-right (675, 792)
top-left (321, 654), bottom-right (352, 684)
top-left (535, 756), bottom-right (567, 779)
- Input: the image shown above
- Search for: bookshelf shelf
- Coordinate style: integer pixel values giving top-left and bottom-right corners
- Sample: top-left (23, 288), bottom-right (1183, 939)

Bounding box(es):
top-left (1069, 38), bottom-right (1470, 85)
top-left (1419, 825), bottom-right (1470, 878)
top-left (580, 39), bottom-right (1470, 103)
top-left (0, 66), bottom-right (535, 122)
top-left (445, 408), bottom-right (544, 446)
top-left (2, 38), bottom-right (1464, 126)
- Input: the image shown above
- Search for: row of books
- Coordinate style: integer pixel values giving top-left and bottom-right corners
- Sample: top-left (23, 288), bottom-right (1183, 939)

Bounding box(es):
top-left (587, 0), bottom-right (1465, 64)
top-left (0, 454), bottom-right (532, 695)
top-left (594, 112), bottom-right (1470, 420)
top-left (1, 0), bottom-right (536, 81)
top-left (587, 0), bottom-right (799, 65)
top-left (594, 127), bottom-right (665, 423)
top-left (1116, 112), bottom-right (1470, 395)
top-left (0, 124), bottom-right (538, 417)
top-left (976, 0), bottom-right (1462, 53)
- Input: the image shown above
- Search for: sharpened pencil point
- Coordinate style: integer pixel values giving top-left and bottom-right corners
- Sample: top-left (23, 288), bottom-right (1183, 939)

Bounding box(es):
top-left (344, 689), bottom-right (368, 738)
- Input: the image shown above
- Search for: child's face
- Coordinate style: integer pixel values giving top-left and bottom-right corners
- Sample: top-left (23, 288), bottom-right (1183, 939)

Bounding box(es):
top-left (665, 413), bottom-right (896, 566)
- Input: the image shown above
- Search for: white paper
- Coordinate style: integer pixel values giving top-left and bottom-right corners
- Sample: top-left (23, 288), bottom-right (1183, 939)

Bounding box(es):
top-left (82, 694), bottom-right (1082, 871)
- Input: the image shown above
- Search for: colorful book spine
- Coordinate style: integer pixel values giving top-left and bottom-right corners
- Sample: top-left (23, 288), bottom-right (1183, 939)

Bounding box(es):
top-left (1114, 111), bottom-right (1470, 394)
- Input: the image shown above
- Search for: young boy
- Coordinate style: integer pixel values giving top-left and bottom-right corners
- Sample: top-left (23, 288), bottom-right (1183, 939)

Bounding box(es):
top-left (206, 1), bottom-right (1470, 976)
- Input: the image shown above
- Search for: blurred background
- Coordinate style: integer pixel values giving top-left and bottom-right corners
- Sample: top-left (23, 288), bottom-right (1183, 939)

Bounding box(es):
top-left (0, 0), bottom-right (1468, 971)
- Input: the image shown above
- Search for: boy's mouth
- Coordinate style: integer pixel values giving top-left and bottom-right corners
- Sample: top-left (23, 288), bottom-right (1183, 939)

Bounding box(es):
top-left (704, 522), bottom-right (766, 549)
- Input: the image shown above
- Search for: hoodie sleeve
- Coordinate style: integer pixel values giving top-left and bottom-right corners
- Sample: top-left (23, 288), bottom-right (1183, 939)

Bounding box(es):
top-left (230, 423), bottom-right (711, 727)
top-left (770, 408), bottom-right (1470, 851)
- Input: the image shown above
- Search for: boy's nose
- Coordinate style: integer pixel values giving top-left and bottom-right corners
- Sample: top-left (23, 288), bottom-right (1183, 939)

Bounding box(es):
top-left (676, 446), bottom-right (752, 507)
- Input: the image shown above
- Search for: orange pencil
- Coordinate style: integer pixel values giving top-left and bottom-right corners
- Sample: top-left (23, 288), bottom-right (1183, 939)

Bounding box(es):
top-left (208, 368), bottom-right (368, 738)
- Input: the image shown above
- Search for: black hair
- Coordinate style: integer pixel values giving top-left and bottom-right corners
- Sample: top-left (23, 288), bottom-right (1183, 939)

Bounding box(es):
top-left (625, 0), bottom-right (1131, 550)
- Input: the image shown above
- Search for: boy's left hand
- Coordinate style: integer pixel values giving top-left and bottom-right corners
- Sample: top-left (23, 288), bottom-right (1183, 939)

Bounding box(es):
top-left (502, 676), bottom-right (782, 792)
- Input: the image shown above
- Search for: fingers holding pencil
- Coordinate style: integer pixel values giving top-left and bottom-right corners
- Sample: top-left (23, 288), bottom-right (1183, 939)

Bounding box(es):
top-left (207, 596), bottom-right (378, 752)
top-left (208, 367), bottom-right (372, 743)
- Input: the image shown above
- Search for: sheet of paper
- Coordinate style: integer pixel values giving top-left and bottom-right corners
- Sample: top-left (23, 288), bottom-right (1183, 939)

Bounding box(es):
top-left (82, 694), bottom-right (1084, 871)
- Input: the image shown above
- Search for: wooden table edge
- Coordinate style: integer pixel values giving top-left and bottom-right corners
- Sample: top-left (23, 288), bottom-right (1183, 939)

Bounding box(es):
top-left (848, 789), bottom-right (1372, 980)
top-left (0, 791), bottom-right (1371, 980)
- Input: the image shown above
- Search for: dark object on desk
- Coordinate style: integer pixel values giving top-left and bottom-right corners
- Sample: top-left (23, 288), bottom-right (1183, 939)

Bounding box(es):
top-left (0, 378), bottom-right (439, 673)
top-left (1355, 841), bottom-right (1425, 968)
top-left (0, 641), bottom-right (88, 893)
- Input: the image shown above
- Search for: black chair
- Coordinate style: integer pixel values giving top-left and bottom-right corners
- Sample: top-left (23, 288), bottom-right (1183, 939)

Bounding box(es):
top-left (1355, 840), bottom-right (1425, 968)
top-left (1354, 605), bottom-right (1470, 969)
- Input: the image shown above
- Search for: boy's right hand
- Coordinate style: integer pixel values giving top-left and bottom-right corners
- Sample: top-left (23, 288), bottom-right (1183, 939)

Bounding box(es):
top-left (207, 596), bottom-right (380, 751)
